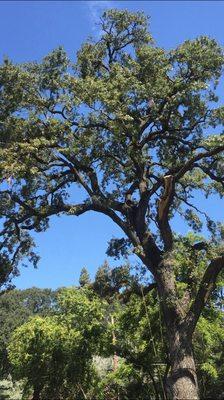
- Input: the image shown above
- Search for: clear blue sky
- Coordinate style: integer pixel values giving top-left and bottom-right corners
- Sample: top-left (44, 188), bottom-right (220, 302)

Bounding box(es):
top-left (0, 1), bottom-right (223, 289)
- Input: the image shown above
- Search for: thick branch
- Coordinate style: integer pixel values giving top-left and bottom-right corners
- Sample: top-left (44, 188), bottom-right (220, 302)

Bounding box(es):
top-left (157, 175), bottom-right (175, 251)
top-left (122, 282), bottom-right (157, 303)
top-left (186, 254), bottom-right (224, 334)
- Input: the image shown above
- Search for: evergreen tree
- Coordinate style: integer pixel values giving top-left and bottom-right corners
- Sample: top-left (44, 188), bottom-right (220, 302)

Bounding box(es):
top-left (79, 267), bottom-right (91, 287)
top-left (93, 261), bottom-right (112, 298)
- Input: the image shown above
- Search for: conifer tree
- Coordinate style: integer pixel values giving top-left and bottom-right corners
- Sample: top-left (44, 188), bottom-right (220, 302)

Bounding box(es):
top-left (79, 267), bottom-right (91, 287)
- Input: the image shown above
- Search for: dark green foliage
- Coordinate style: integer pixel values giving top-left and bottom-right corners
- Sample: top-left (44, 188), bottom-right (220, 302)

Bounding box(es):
top-left (93, 261), bottom-right (113, 298)
top-left (79, 267), bottom-right (91, 287)
top-left (93, 261), bottom-right (135, 300)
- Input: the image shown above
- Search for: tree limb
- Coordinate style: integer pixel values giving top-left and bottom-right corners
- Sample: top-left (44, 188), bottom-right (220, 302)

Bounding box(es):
top-left (186, 254), bottom-right (224, 334)
top-left (157, 175), bottom-right (175, 251)
top-left (175, 145), bottom-right (224, 181)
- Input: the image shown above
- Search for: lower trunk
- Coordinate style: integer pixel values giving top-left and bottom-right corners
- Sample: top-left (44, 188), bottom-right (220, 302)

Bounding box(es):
top-left (166, 328), bottom-right (198, 400)
top-left (153, 263), bottom-right (199, 399)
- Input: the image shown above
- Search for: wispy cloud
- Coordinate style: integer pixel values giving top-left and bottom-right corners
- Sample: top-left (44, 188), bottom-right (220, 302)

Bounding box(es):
top-left (87, 1), bottom-right (113, 36)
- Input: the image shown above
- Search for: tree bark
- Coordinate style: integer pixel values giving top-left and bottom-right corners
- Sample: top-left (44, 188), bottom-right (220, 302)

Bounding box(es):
top-left (151, 262), bottom-right (199, 400)
top-left (166, 327), bottom-right (198, 400)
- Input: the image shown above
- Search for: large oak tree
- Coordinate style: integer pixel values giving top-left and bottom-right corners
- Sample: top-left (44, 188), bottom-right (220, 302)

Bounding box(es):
top-left (0, 9), bottom-right (223, 399)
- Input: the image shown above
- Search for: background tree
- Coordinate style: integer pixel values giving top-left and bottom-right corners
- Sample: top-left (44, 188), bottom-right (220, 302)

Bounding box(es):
top-left (79, 267), bottom-right (91, 287)
top-left (0, 288), bottom-right (55, 377)
top-left (8, 287), bottom-right (107, 400)
top-left (0, 8), bottom-right (224, 399)
top-left (4, 259), bottom-right (224, 400)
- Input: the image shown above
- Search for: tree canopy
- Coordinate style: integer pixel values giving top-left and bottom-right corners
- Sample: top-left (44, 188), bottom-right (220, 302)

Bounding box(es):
top-left (0, 9), bottom-right (223, 285)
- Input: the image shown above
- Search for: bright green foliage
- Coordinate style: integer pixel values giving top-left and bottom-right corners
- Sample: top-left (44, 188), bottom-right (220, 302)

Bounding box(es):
top-left (56, 286), bottom-right (108, 348)
top-left (0, 288), bottom-right (55, 376)
top-left (8, 287), bottom-right (107, 399)
top-left (100, 281), bottom-right (224, 399)
top-left (3, 263), bottom-right (224, 399)
top-left (94, 360), bottom-right (151, 400)
top-left (194, 309), bottom-right (224, 398)
top-left (8, 316), bottom-right (83, 399)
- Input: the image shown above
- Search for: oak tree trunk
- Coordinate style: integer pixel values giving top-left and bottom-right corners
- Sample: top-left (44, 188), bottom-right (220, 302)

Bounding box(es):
top-left (166, 328), bottom-right (198, 399)
top-left (153, 263), bottom-right (199, 399)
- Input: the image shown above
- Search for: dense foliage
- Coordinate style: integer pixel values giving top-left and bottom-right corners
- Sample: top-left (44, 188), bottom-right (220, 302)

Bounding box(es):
top-left (0, 288), bottom-right (55, 376)
top-left (8, 288), bottom-right (107, 400)
top-left (0, 256), bottom-right (222, 399)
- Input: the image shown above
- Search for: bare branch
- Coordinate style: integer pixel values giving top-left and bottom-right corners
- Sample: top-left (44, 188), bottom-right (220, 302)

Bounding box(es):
top-left (175, 195), bottom-right (209, 219)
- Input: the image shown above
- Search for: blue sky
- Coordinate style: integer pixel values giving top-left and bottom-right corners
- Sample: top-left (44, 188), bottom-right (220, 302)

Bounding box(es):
top-left (0, 1), bottom-right (223, 289)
